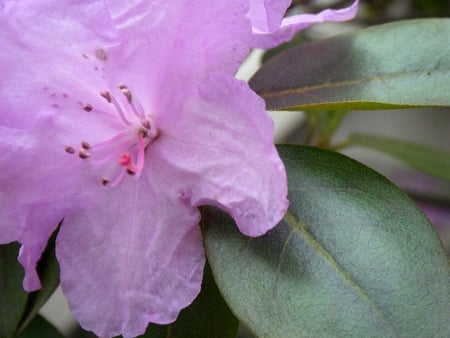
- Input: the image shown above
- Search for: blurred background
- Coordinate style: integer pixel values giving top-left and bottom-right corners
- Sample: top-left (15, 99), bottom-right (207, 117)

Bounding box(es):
top-left (40, 0), bottom-right (450, 336)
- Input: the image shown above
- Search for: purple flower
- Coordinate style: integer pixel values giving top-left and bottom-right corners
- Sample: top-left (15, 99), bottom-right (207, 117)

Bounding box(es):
top-left (0, 0), bottom-right (357, 337)
top-left (1, 1), bottom-right (287, 336)
top-left (247, 0), bottom-right (359, 48)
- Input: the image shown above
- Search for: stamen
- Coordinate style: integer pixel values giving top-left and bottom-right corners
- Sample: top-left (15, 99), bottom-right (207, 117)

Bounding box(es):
top-left (71, 82), bottom-right (159, 188)
top-left (117, 84), bottom-right (145, 119)
top-left (109, 93), bottom-right (132, 125)
top-left (78, 149), bottom-right (91, 159)
top-left (91, 137), bottom-right (136, 166)
top-left (109, 169), bottom-right (127, 187)
top-left (141, 120), bottom-right (151, 129)
top-left (134, 133), bottom-right (146, 173)
top-left (146, 116), bottom-right (160, 139)
top-left (83, 104), bottom-right (93, 112)
top-left (91, 130), bottom-right (136, 153)
top-left (89, 107), bottom-right (118, 120)
top-left (100, 90), bottom-right (112, 103)
top-left (130, 93), bottom-right (146, 119)
top-left (95, 48), bottom-right (108, 61)
top-left (83, 103), bottom-right (120, 122)
top-left (81, 141), bottom-right (91, 149)
top-left (121, 88), bottom-right (132, 104)
top-left (129, 96), bottom-right (146, 119)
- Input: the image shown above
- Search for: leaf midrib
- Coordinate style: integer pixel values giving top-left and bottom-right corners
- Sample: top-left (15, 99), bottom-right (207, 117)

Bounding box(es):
top-left (259, 68), bottom-right (450, 100)
top-left (284, 211), bottom-right (400, 337)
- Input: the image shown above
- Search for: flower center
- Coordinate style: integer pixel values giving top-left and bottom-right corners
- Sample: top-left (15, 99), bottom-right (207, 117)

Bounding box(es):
top-left (64, 84), bottom-right (159, 187)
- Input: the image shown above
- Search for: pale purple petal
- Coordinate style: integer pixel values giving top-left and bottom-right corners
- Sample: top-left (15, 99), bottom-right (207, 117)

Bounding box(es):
top-left (250, 0), bottom-right (359, 48)
top-left (0, 195), bottom-right (61, 291)
top-left (57, 173), bottom-right (205, 338)
top-left (155, 74), bottom-right (288, 236)
top-left (0, 127), bottom-right (29, 243)
top-left (0, 200), bottom-right (59, 292)
top-left (1, 1), bottom-right (289, 336)
top-left (247, 0), bottom-right (291, 35)
top-left (17, 205), bottom-right (64, 291)
top-left (102, 0), bottom-right (252, 108)
top-left (0, 0), bottom-right (118, 128)
top-left (0, 123), bottom-right (81, 290)
top-left (0, 197), bottom-right (24, 244)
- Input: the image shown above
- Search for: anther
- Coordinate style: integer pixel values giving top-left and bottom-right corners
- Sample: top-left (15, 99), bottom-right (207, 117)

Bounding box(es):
top-left (78, 148), bottom-right (91, 159)
top-left (141, 120), bottom-right (151, 129)
top-left (138, 129), bottom-right (148, 139)
top-left (81, 141), bottom-right (91, 149)
top-left (64, 146), bottom-right (75, 154)
top-left (83, 104), bottom-right (93, 112)
top-left (95, 48), bottom-right (108, 61)
top-left (100, 90), bottom-right (112, 103)
top-left (101, 177), bottom-right (110, 186)
top-left (121, 88), bottom-right (132, 103)
top-left (118, 84), bottom-right (128, 90)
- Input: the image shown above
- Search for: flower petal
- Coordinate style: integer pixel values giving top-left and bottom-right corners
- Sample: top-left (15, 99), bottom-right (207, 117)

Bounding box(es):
top-left (102, 0), bottom-right (252, 109)
top-left (250, 0), bottom-right (359, 48)
top-left (0, 123), bottom-right (81, 290)
top-left (57, 173), bottom-right (205, 338)
top-left (0, 0), bottom-right (118, 127)
top-left (247, 0), bottom-right (291, 35)
top-left (17, 205), bottom-right (63, 291)
top-left (155, 74), bottom-right (288, 236)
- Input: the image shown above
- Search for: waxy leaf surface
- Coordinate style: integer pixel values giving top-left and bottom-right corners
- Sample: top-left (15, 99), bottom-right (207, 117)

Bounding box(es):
top-left (204, 145), bottom-right (450, 337)
top-left (0, 243), bottom-right (27, 338)
top-left (250, 19), bottom-right (450, 110)
top-left (17, 315), bottom-right (63, 338)
top-left (348, 133), bottom-right (450, 181)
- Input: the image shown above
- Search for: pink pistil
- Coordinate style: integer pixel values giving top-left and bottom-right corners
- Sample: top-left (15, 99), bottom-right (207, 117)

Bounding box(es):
top-left (118, 134), bottom-right (146, 176)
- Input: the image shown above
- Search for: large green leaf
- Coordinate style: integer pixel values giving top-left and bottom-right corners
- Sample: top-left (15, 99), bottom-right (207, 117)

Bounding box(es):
top-left (203, 145), bottom-right (450, 337)
top-left (250, 19), bottom-right (450, 110)
top-left (143, 262), bottom-right (238, 338)
top-left (0, 243), bottom-right (28, 338)
top-left (347, 133), bottom-right (450, 181)
top-left (17, 315), bottom-right (63, 338)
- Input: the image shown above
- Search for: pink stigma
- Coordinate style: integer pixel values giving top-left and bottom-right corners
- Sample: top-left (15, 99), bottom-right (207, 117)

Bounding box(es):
top-left (118, 134), bottom-right (146, 176)
top-left (119, 153), bottom-right (132, 166)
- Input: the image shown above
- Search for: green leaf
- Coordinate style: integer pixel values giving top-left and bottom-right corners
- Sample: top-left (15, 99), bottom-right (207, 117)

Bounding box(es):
top-left (16, 229), bottom-right (60, 334)
top-left (142, 262), bottom-right (238, 338)
top-left (0, 243), bottom-right (28, 338)
top-left (16, 315), bottom-right (63, 338)
top-left (250, 19), bottom-right (450, 111)
top-left (347, 133), bottom-right (450, 181)
top-left (203, 145), bottom-right (450, 337)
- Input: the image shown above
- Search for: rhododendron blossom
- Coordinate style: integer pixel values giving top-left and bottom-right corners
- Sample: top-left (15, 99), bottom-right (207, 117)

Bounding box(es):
top-left (0, 0), bottom-right (357, 337)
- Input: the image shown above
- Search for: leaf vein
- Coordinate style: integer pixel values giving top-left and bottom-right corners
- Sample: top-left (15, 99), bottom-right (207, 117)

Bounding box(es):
top-left (284, 211), bottom-right (401, 337)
